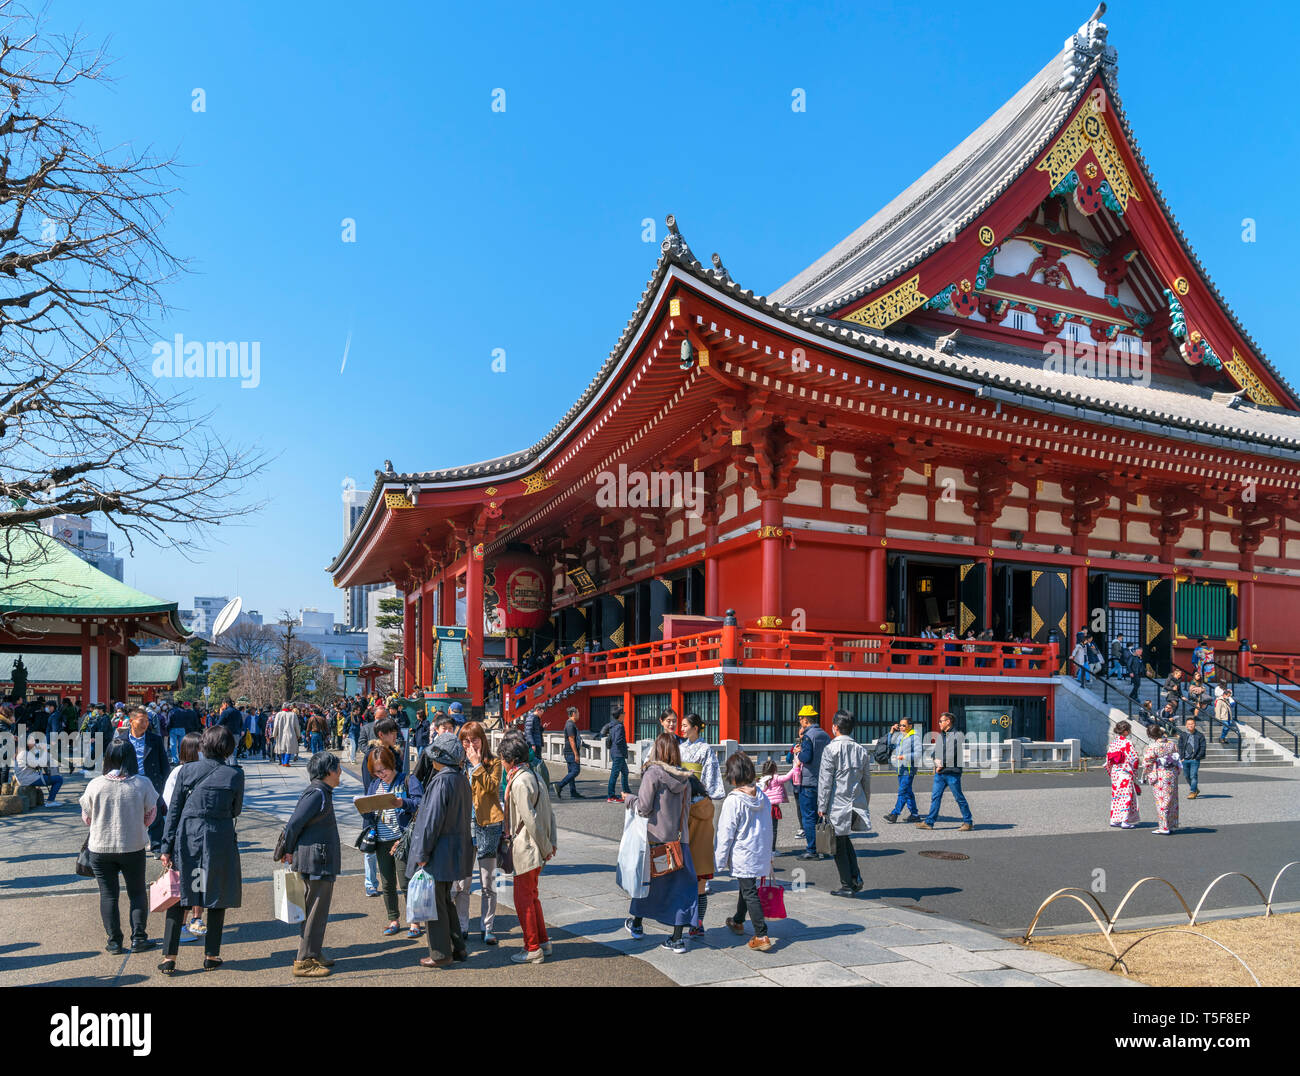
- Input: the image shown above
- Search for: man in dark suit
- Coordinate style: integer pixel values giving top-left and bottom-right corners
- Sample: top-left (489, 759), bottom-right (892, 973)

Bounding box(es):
top-left (116, 705), bottom-right (171, 854)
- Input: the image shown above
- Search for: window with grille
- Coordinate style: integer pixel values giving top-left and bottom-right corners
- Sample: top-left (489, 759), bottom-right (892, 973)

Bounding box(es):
top-left (1007, 309), bottom-right (1035, 333)
top-left (739, 690), bottom-right (818, 746)
top-left (634, 693), bottom-right (670, 742)
top-left (1107, 580), bottom-right (1142, 604)
top-left (684, 690), bottom-right (719, 743)
top-left (837, 692), bottom-right (932, 743)
top-left (1176, 581), bottom-right (1232, 640)
top-left (588, 694), bottom-right (618, 734)
top-left (1063, 320), bottom-right (1088, 344)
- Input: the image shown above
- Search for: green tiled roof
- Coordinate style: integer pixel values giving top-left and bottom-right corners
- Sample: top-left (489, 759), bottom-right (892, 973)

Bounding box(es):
top-left (0, 527), bottom-right (187, 634)
top-left (0, 651), bottom-right (184, 687)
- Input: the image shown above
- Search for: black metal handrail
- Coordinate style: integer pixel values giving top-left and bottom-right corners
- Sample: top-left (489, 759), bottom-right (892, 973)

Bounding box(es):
top-left (1066, 657), bottom-right (1245, 759)
top-left (1196, 658), bottom-right (1295, 726)
top-left (1164, 657), bottom-right (1300, 758)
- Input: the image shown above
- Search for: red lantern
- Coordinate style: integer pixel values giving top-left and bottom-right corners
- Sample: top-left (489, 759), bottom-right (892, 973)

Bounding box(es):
top-left (487, 548), bottom-right (551, 633)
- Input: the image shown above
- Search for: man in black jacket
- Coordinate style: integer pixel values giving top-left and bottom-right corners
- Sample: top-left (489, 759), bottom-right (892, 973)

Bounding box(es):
top-left (407, 732), bottom-right (473, 967)
top-left (116, 706), bottom-right (171, 854)
top-left (1127, 645), bottom-right (1145, 700)
top-left (217, 699), bottom-right (243, 765)
top-left (601, 705), bottom-right (630, 802)
top-left (917, 711), bottom-right (974, 831)
top-left (1178, 717), bottom-right (1207, 799)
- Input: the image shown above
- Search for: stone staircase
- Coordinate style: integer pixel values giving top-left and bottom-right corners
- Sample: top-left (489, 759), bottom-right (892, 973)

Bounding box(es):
top-left (1064, 671), bottom-right (1296, 767)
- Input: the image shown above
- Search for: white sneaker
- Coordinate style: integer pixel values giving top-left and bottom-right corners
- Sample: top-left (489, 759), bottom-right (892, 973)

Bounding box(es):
top-left (510, 948), bottom-right (544, 964)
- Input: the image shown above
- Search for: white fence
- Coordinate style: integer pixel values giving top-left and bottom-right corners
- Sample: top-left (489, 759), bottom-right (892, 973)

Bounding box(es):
top-left (490, 730), bottom-right (1082, 775)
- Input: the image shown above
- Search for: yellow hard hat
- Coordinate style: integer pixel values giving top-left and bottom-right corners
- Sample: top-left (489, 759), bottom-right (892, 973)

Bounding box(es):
top-left (798, 705), bottom-right (819, 718)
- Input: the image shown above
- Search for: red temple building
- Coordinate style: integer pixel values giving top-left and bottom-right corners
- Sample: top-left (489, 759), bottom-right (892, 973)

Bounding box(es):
top-left (329, 10), bottom-right (1300, 752)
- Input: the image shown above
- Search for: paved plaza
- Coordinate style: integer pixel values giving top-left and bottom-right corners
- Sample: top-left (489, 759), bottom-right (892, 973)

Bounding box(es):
top-left (2, 756), bottom-right (1296, 987)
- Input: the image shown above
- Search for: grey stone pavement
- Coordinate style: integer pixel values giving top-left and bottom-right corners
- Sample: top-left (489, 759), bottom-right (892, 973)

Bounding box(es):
top-left (5, 754), bottom-right (1297, 986)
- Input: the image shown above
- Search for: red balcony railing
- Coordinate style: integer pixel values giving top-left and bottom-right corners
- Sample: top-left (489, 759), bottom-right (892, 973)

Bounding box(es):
top-left (503, 628), bottom-right (1058, 720)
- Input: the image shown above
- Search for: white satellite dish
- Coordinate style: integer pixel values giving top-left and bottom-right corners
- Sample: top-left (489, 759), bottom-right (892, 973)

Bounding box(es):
top-left (211, 596), bottom-right (243, 638)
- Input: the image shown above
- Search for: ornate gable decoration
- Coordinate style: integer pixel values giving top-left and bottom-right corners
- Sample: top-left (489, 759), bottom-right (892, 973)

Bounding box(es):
top-left (1036, 96), bottom-right (1138, 215)
top-left (842, 274), bottom-right (928, 330)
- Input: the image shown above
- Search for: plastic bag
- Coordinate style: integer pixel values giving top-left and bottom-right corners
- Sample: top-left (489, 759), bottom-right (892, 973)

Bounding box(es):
top-left (616, 807), bottom-right (651, 899)
top-left (406, 868), bottom-right (438, 922)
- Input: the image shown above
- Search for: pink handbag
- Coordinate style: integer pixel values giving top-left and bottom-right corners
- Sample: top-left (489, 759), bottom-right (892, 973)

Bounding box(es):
top-left (149, 869), bottom-right (182, 912)
top-left (757, 877), bottom-right (786, 920)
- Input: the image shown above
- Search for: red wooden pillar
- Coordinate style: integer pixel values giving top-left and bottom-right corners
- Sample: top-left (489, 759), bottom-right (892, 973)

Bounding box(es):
top-left (419, 587), bottom-right (433, 689)
top-left (1239, 573), bottom-right (1255, 649)
top-left (403, 595), bottom-right (416, 694)
top-left (704, 521), bottom-right (720, 617)
top-left (1070, 562), bottom-right (1088, 643)
top-left (718, 609), bottom-right (741, 742)
top-left (759, 497), bottom-right (783, 626)
top-left (467, 542), bottom-right (485, 714)
top-left (670, 683), bottom-right (684, 724)
top-left (622, 687), bottom-right (634, 744)
top-left (97, 639), bottom-right (111, 704)
top-left (80, 624), bottom-right (93, 707)
top-left (933, 681), bottom-right (950, 727)
top-left (866, 543), bottom-right (886, 630)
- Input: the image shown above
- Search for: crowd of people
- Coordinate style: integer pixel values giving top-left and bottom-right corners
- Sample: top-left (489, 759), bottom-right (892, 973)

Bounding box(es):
top-left (5, 673), bottom-right (1231, 971)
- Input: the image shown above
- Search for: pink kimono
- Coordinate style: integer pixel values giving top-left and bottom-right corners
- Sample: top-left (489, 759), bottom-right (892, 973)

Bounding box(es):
top-left (1105, 736), bottom-right (1140, 826)
top-left (1141, 740), bottom-right (1181, 832)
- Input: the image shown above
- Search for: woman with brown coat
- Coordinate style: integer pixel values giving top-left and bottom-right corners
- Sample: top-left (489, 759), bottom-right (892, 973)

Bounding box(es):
top-left (686, 778), bottom-right (715, 938)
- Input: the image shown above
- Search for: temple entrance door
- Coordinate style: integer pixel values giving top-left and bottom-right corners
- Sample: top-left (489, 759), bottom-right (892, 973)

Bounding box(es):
top-left (642, 578), bottom-right (672, 642)
top-left (887, 554), bottom-right (907, 636)
top-left (1143, 577), bottom-right (1174, 678)
top-left (999, 563), bottom-right (1069, 649)
top-left (956, 561), bottom-right (985, 636)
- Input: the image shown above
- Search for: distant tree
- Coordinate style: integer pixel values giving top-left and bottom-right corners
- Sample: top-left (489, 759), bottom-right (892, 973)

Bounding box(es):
top-left (186, 638), bottom-right (209, 686)
top-left (207, 660), bottom-right (237, 701)
top-left (0, 3), bottom-right (266, 576)
top-left (274, 610), bottom-right (318, 704)
top-left (218, 622), bottom-right (278, 663)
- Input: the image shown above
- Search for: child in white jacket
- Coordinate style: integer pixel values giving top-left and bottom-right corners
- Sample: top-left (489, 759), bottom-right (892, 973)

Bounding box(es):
top-left (715, 752), bottom-right (775, 951)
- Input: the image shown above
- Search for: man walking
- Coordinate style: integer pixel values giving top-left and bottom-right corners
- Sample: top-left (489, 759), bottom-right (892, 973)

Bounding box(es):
top-left (883, 717), bottom-right (922, 824)
top-left (1127, 644), bottom-right (1145, 700)
top-left (1179, 717), bottom-right (1206, 799)
top-left (601, 705), bottom-right (631, 802)
top-left (916, 712), bottom-right (973, 831)
top-left (522, 708), bottom-right (544, 758)
top-left (795, 705), bottom-right (831, 861)
top-left (555, 705), bottom-right (584, 799)
top-left (817, 710), bottom-right (871, 897)
top-left (1109, 632), bottom-right (1127, 678)
top-left (1215, 687), bottom-right (1238, 744)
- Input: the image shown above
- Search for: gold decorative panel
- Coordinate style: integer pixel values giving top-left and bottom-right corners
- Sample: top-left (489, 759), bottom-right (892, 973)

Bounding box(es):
top-left (1031, 608), bottom-right (1044, 638)
top-left (1225, 349), bottom-right (1280, 407)
top-left (521, 471), bottom-right (557, 495)
top-left (841, 274), bottom-right (929, 330)
top-left (385, 492), bottom-right (413, 510)
top-left (1036, 98), bottom-right (1139, 213)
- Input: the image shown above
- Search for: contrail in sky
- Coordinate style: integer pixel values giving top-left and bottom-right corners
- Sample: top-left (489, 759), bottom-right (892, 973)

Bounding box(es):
top-left (340, 330), bottom-right (352, 374)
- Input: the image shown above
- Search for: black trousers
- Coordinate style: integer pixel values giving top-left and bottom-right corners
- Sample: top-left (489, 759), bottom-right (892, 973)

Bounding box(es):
top-left (833, 835), bottom-right (861, 889)
top-left (424, 880), bottom-right (465, 961)
top-left (732, 877), bottom-right (768, 936)
top-left (147, 795), bottom-right (166, 851)
top-left (163, 904), bottom-right (226, 958)
top-left (89, 849), bottom-right (149, 945)
top-left (375, 838), bottom-right (407, 923)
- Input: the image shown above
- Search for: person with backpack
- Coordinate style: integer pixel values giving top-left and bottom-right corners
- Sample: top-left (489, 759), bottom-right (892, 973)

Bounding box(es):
top-left (600, 705), bottom-right (631, 802)
top-left (882, 717), bottom-right (922, 824)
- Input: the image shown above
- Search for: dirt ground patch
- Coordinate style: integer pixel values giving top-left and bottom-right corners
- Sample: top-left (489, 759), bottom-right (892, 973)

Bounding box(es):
top-left (1021, 913), bottom-right (1300, 986)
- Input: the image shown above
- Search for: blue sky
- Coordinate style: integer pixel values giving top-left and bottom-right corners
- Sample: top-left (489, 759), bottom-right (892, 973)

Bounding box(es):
top-left (52, 0), bottom-right (1300, 618)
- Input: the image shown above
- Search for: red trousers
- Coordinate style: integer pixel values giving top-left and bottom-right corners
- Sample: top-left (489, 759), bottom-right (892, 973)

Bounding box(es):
top-left (514, 867), bottom-right (549, 952)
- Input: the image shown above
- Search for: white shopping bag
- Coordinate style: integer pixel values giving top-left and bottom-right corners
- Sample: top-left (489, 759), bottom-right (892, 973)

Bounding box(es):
top-left (406, 868), bottom-right (439, 922)
top-left (616, 807), bottom-right (651, 899)
top-left (272, 868), bottom-right (306, 924)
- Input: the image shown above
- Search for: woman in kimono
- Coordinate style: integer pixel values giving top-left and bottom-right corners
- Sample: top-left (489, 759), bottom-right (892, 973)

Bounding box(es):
top-left (1105, 720), bottom-right (1140, 829)
top-left (1140, 725), bottom-right (1182, 835)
